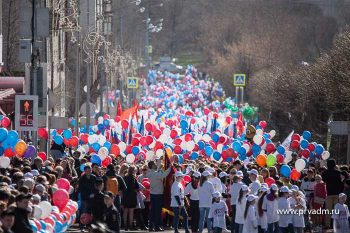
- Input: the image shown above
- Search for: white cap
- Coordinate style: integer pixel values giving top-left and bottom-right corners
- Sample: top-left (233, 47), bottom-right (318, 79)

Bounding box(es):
top-left (248, 169), bottom-right (259, 176)
top-left (24, 172), bottom-right (34, 179)
top-left (261, 183), bottom-right (268, 188)
top-left (175, 171), bottom-right (185, 178)
top-left (31, 170), bottom-right (40, 176)
top-left (202, 171), bottom-right (212, 177)
top-left (206, 167), bottom-right (215, 174)
top-left (259, 186), bottom-right (268, 192)
top-left (241, 185), bottom-right (249, 192)
top-left (280, 186), bottom-right (290, 193)
top-left (32, 194), bottom-right (41, 202)
top-left (291, 185), bottom-right (299, 192)
top-left (339, 193), bottom-right (346, 199)
top-left (236, 171), bottom-right (244, 177)
top-left (193, 171), bottom-right (201, 178)
top-left (247, 194), bottom-right (257, 202)
top-left (270, 184), bottom-right (278, 191)
top-left (219, 172), bottom-right (228, 178)
top-left (213, 191), bottom-right (222, 198)
top-left (185, 166), bottom-right (193, 175)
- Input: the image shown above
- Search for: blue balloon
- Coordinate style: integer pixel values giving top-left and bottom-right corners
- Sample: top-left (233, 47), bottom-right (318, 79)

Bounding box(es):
top-left (71, 119), bottom-right (76, 127)
top-left (233, 141), bottom-right (241, 152)
top-left (226, 157), bottom-right (233, 162)
top-left (132, 146), bottom-right (140, 155)
top-left (280, 165), bottom-right (291, 177)
top-left (238, 154), bottom-right (246, 161)
top-left (104, 141), bottom-right (111, 151)
top-left (40, 220), bottom-right (47, 230)
top-left (30, 221), bottom-right (38, 232)
top-left (0, 128), bottom-right (8, 142)
top-left (51, 129), bottom-right (57, 137)
top-left (91, 142), bottom-right (101, 152)
top-left (91, 154), bottom-right (101, 165)
top-left (213, 151), bottom-right (221, 161)
top-left (98, 124), bottom-right (105, 131)
top-left (277, 145), bottom-right (286, 155)
top-left (178, 155), bottom-right (183, 164)
top-left (204, 145), bottom-right (213, 156)
top-left (80, 164), bottom-right (86, 172)
top-left (54, 220), bottom-right (64, 233)
top-left (315, 144), bottom-right (324, 155)
top-left (54, 135), bottom-right (64, 145)
top-left (180, 120), bottom-right (188, 129)
top-left (103, 119), bottom-right (110, 127)
top-left (0, 147), bottom-right (4, 156)
top-left (190, 152), bottom-right (199, 160)
top-left (300, 140), bottom-right (309, 149)
top-left (252, 144), bottom-right (261, 155)
top-left (7, 130), bottom-right (19, 146)
top-left (212, 134), bottom-right (220, 143)
top-left (63, 129), bottom-right (72, 139)
top-left (302, 131), bottom-right (312, 140)
top-left (198, 141), bottom-right (205, 150)
top-left (238, 147), bottom-right (247, 156)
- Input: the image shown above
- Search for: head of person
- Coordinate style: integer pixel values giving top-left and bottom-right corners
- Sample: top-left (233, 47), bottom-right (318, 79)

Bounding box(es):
top-left (248, 169), bottom-right (258, 181)
top-left (33, 157), bottom-right (43, 169)
top-left (127, 166), bottom-right (136, 177)
top-left (142, 165), bottom-right (148, 175)
top-left (95, 178), bottom-right (104, 191)
top-left (219, 172), bottom-right (228, 184)
top-left (0, 210), bottom-right (15, 230)
top-left (15, 193), bottom-right (32, 210)
top-left (213, 192), bottom-right (221, 203)
top-left (268, 166), bottom-right (278, 177)
top-left (84, 165), bottom-right (92, 176)
top-left (104, 191), bottom-right (114, 207)
top-left (192, 171), bottom-right (201, 184)
top-left (175, 171), bottom-right (184, 182)
top-left (200, 171), bottom-right (211, 186)
top-left (238, 185), bottom-right (249, 203)
top-left (291, 185), bottom-right (300, 198)
top-left (244, 195), bottom-right (256, 219)
top-left (73, 151), bottom-right (81, 158)
top-left (0, 190), bottom-right (11, 205)
top-left (233, 160), bottom-right (242, 170)
top-left (261, 168), bottom-right (270, 179)
top-left (339, 193), bottom-right (347, 204)
top-left (327, 159), bottom-right (337, 170)
top-left (279, 186), bottom-right (291, 198)
top-left (270, 184), bottom-right (279, 197)
top-left (148, 161), bottom-right (157, 170)
top-left (92, 163), bottom-right (101, 176)
top-left (307, 169), bottom-right (315, 179)
top-left (229, 168), bottom-right (237, 179)
top-left (55, 166), bottom-right (64, 177)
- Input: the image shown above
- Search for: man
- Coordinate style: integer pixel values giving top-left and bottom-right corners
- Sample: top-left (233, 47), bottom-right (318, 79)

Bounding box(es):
top-left (146, 160), bottom-right (172, 231)
top-left (232, 160), bottom-right (250, 185)
top-left (248, 169), bottom-right (261, 195)
top-left (90, 178), bottom-right (106, 223)
top-left (206, 167), bottom-right (222, 193)
top-left (321, 159), bottom-right (343, 228)
top-left (12, 193), bottom-right (33, 233)
top-left (103, 191), bottom-right (120, 233)
top-left (1, 210), bottom-right (15, 233)
top-left (92, 163), bottom-right (102, 177)
top-left (171, 172), bottom-right (189, 233)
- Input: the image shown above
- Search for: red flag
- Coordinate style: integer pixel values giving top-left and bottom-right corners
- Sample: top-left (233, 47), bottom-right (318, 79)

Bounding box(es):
top-left (120, 105), bottom-right (138, 121)
top-left (116, 100), bottom-right (122, 118)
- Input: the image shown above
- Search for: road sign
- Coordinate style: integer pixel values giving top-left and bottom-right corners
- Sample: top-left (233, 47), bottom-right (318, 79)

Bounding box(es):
top-left (127, 77), bottom-right (139, 89)
top-left (233, 74), bottom-right (246, 87)
top-left (15, 95), bottom-right (38, 131)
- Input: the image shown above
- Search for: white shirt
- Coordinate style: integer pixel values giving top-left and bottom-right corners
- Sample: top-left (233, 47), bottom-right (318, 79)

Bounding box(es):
top-left (243, 205), bottom-right (258, 233)
top-left (235, 196), bottom-right (247, 224)
top-left (278, 197), bottom-right (292, 227)
top-left (198, 181), bottom-right (215, 207)
top-left (230, 182), bottom-right (243, 205)
top-left (210, 177), bottom-right (223, 193)
top-left (209, 200), bottom-right (228, 229)
top-left (249, 180), bottom-right (261, 195)
top-left (256, 195), bottom-right (267, 229)
top-left (171, 181), bottom-right (185, 207)
top-left (184, 183), bottom-right (199, 201)
top-left (288, 196), bottom-right (306, 227)
top-left (262, 195), bottom-right (279, 223)
top-left (332, 203), bottom-right (350, 233)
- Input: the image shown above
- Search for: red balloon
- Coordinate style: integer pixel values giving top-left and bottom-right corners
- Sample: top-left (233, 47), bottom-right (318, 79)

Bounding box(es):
top-left (56, 129), bottom-right (63, 135)
top-left (121, 120), bottom-right (129, 129)
top-left (81, 134), bottom-right (89, 144)
top-left (125, 145), bottom-right (132, 154)
top-left (110, 144), bottom-right (120, 156)
top-left (1, 117), bottom-right (11, 128)
top-left (142, 178), bottom-right (149, 183)
top-left (51, 212), bottom-right (63, 222)
top-left (146, 136), bottom-right (153, 145)
top-left (265, 177), bottom-right (276, 187)
top-left (183, 153), bottom-right (190, 160)
top-left (190, 118), bottom-right (196, 124)
top-left (290, 140), bottom-right (300, 150)
top-left (70, 136), bottom-right (79, 147)
top-left (153, 130), bottom-right (162, 139)
top-left (142, 181), bottom-right (150, 189)
top-left (145, 123), bottom-right (153, 132)
top-left (308, 143), bottom-right (315, 151)
top-left (154, 141), bottom-right (164, 151)
top-left (291, 134), bottom-right (301, 142)
top-left (56, 178), bottom-right (70, 192)
top-left (185, 134), bottom-right (192, 142)
top-left (4, 148), bottom-right (15, 157)
top-left (38, 152), bottom-right (47, 161)
top-left (236, 121), bottom-right (243, 127)
top-left (174, 145), bottom-right (182, 154)
top-left (276, 154), bottom-right (284, 163)
top-left (301, 149), bottom-right (310, 158)
top-left (44, 217), bottom-right (55, 227)
top-left (290, 169), bottom-right (301, 181)
top-left (38, 128), bottom-right (49, 139)
top-left (221, 150), bottom-right (228, 161)
top-left (183, 175), bottom-right (191, 184)
top-left (226, 117), bottom-right (232, 124)
top-left (63, 138), bottom-right (71, 147)
top-left (53, 189), bottom-right (69, 211)
top-left (115, 116), bottom-right (121, 122)
top-left (102, 156), bottom-right (112, 167)
top-left (259, 121), bottom-right (267, 129)
top-left (174, 138), bottom-right (182, 145)
top-left (266, 143), bottom-right (276, 153)
top-left (131, 138), bottom-right (140, 146)
top-left (203, 108), bottom-right (210, 115)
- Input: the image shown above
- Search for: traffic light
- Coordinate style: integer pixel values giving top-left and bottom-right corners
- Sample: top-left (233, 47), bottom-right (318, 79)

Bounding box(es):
top-left (15, 95), bottom-right (38, 131)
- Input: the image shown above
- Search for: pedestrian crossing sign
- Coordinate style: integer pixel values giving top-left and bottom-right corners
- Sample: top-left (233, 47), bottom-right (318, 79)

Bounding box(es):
top-left (127, 77), bottom-right (139, 89)
top-left (233, 74), bottom-right (246, 87)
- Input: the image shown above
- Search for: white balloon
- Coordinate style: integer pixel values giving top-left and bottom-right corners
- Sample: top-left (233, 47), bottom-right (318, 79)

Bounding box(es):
top-left (163, 128), bottom-right (171, 136)
top-left (126, 154), bottom-right (135, 164)
top-left (159, 134), bottom-right (167, 143)
top-left (253, 135), bottom-right (263, 145)
top-left (149, 141), bottom-right (156, 149)
top-left (118, 142), bottom-right (126, 152)
top-left (256, 129), bottom-right (263, 135)
top-left (269, 130), bottom-right (276, 139)
top-left (38, 201), bottom-right (52, 219)
top-left (98, 116), bottom-right (104, 124)
top-left (68, 186), bottom-right (74, 195)
top-left (217, 144), bottom-right (223, 153)
top-left (242, 143), bottom-right (250, 152)
top-left (98, 135), bottom-right (106, 146)
top-left (33, 205), bottom-right (42, 219)
top-left (180, 141), bottom-right (187, 150)
top-left (98, 147), bottom-right (109, 160)
top-left (203, 134), bottom-right (211, 142)
top-left (0, 157), bottom-right (10, 168)
top-left (120, 152), bottom-right (126, 158)
top-left (77, 146), bottom-right (86, 154)
top-left (92, 125), bottom-right (98, 132)
top-left (146, 151), bottom-right (155, 161)
top-left (295, 159), bottom-right (306, 172)
top-left (88, 135), bottom-right (96, 144)
top-left (186, 141), bottom-right (195, 151)
top-left (156, 149), bottom-right (163, 158)
top-left (322, 151), bottom-right (330, 160)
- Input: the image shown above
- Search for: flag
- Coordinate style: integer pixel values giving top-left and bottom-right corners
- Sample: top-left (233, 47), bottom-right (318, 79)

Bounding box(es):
top-left (282, 130), bottom-right (294, 149)
top-left (163, 148), bottom-right (176, 211)
top-left (139, 116), bottom-right (144, 135)
top-left (128, 116), bottom-right (133, 144)
top-left (120, 105), bottom-right (138, 121)
top-left (115, 100), bottom-right (122, 120)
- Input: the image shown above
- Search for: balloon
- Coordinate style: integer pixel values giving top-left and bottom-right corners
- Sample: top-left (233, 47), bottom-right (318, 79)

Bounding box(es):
top-left (15, 140), bottom-right (27, 156)
top-left (110, 144), bottom-right (120, 156)
top-left (266, 154), bottom-right (277, 167)
top-left (290, 169), bottom-right (301, 181)
top-left (315, 144), bottom-right (324, 155)
top-left (302, 131), bottom-right (311, 140)
top-left (291, 134), bottom-right (301, 142)
top-left (204, 145), bottom-right (213, 156)
top-left (70, 136), bottom-right (79, 147)
top-left (265, 143), bottom-right (275, 153)
top-left (80, 164), bottom-right (86, 172)
top-left (183, 175), bottom-right (191, 184)
top-left (276, 154), bottom-right (284, 163)
top-left (256, 154), bottom-right (267, 167)
top-left (190, 152), bottom-right (199, 160)
top-left (91, 154), bottom-right (101, 165)
top-left (53, 135), bottom-right (64, 145)
top-left (277, 145), bottom-right (285, 155)
top-left (295, 159), bottom-right (306, 172)
top-left (102, 156), bottom-right (112, 167)
top-left (103, 141), bottom-right (111, 151)
top-left (170, 130), bottom-right (178, 139)
top-left (146, 151), bottom-right (154, 161)
top-left (253, 135), bottom-right (263, 145)
top-left (37, 152), bottom-right (47, 161)
top-left (53, 189), bottom-right (69, 211)
top-left (0, 147), bottom-right (3, 156)
top-left (180, 120), bottom-right (188, 129)
top-left (0, 156), bottom-right (10, 168)
top-left (1, 117), bottom-right (11, 128)
top-left (56, 178), bottom-right (70, 192)
top-left (301, 149), bottom-right (310, 158)
top-left (213, 151), bottom-right (221, 161)
top-left (280, 165), bottom-right (291, 177)
top-left (300, 139), bottom-right (309, 149)
top-left (308, 143), bottom-right (316, 151)
top-left (269, 130), bottom-right (276, 139)
top-left (118, 142), bottom-right (127, 152)
top-left (33, 205), bottom-right (43, 219)
top-left (7, 130), bottom-right (19, 146)
top-left (4, 148), bottom-right (15, 157)
top-left (322, 151), bottom-right (330, 160)
top-left (121, 120), bottom-right (129, 129)
top-left (290, 140), bottom-right (300, 150)
top-left (39, 201), bottom-right (52, 219)
top-left (81, 134), bottom-right (89, 144)
top-left (126, 154), bottom-right (135, 163)
top-left (132, 146), bottom-right (140, 155)
top-left (38, 128), bottom-right (49, 139)
top-left (265, 177), bottom-right (276, 187)
top-left (259, 121), bottom-right (267, 129)
top-left (0, 128), bottom-right (8, 142)
top-left (98, 147), bottom-right (109, 160)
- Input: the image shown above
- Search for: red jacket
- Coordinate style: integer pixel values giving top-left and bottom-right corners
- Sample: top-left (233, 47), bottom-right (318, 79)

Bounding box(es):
top-left (311, 182), bottom-right (327, 209)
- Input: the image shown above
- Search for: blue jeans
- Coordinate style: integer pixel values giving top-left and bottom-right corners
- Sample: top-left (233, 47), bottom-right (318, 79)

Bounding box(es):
top-left (150, 194), bottom-right (163, 229)
top-left (199, 207), bottom-right (211, 233)
top-left (213, 227), bottom-right (223, 233)
top-left (172, 207), bottom-right (189, 231)
top-left (231, 205), bottom-right (237, 233)
top-left (267, 222), bottom-right (279, 233)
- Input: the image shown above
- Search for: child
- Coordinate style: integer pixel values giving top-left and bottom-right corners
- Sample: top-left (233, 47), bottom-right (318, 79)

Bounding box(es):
top-left (310, 175), bottom-right (327, 231)
top-left (289, 187), bottom-right (306, 233)
top-left (184, 171), bottom-right (201, 233)
top-left (262, 184), bottom-right (279, 233)
top-left (332, 193), bottom-right (350, 233)
top-left (209, 191), bottom-right (229, 233)
top-left (257, 186), bottom-right (268, 233)
top-left (243, 194), bottom-right (258, 233)
top-left (103, 191), bottom-right (120, 233)
top-left (278, 186), bottom-right (293, 233)
top-left (235, 185), bottom-right (250, 233)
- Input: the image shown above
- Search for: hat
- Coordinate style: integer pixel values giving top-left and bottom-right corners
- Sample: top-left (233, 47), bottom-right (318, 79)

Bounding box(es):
top-left (43, 160), bottom-right (52, 167)
top-left (247, 194), bottom-right (257, 202)
top-left (31, 170), bottom-right (40, 176)
top-left (261, 183), bottom-right (268, 188)
top-left (236, 171), bottom-right (244, 177)
top-left (206, 167), bottom-right (215, 174)
top-left (291, 185), bottom-right (299, 192)
top-left (202, 171), bottom-right (211, 177)
top-left (35, 184), bottom-right (46, 193)
top-left (219, 172), bottom-right (228, 178)
top-left (23, 178), bottom-right (35, 190)
top-left (212, 192), bottom-right (222, 198)
top-left (270, 184), bottom-right (278, 191)
top-left (193, 171), bottom-right (201, 178)
top-left (104, 191), bottom-right (114, 199)
top-left (241, 185), bottom-right (249, 192)
top-left (15, 193), bottom-right (33, 202)
top-left (24, 172), bottom-right (34, 179)
top-left (339, 193), bottom-right (346, 199)
top-left (280, 186), bottom-right (290, 193)
top-left (185, 166), bottom-right (193, 175)
top-left (175, 171), bottom-right (185, 178)
top-left (259, 186), bottom-right (268, 192)
top-left (32, 194), bottom-right (41, 202)
top-left (248, 169), bottom-right (259, 176)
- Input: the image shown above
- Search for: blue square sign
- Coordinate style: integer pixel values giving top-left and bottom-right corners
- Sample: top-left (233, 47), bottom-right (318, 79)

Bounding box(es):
top-left (233, 74), bottom-right (246, 87)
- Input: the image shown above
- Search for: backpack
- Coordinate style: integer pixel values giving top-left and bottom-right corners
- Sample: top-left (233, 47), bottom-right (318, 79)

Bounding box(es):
top-left (106, 177), bottom-right (119, 195)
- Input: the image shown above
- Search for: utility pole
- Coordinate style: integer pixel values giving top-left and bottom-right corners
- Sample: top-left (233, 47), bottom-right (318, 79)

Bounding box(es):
top-left (86, 0), bottom-right (91, 131)
top-left (74, 30), bottom-right (80, 134)
top-left (145, 1), bottom-right (151, 69)
top-left (31, 0), bottom-right (38, 146)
